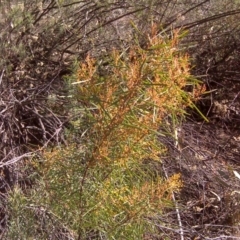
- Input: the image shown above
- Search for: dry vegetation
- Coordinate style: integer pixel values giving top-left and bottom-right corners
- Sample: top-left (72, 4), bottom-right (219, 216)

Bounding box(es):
top-left (0, 0), bottom-right (240, 239)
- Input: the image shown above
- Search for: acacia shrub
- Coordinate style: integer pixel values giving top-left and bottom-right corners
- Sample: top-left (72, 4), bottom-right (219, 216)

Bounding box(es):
top-left (5, 26), bottom-right (201, 239)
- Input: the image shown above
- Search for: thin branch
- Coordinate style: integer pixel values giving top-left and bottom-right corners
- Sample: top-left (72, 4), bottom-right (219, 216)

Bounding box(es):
top-left (0, 152), bottom-right (33, 168)
top-left (162, 124), bottom-right (184, 240)
top-left (180, 9), bottom-right (240, 30)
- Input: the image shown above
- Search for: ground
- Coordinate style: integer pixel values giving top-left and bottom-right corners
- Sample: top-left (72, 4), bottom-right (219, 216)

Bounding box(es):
top-left (157, 65), bottom-right (240, 239)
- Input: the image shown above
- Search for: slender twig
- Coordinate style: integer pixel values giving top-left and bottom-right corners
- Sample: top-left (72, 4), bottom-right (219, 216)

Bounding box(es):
top-left (162, 124), bottom-right (184, 240)
top-left (205, 236), bottom-right (240, 240)
top-left (0, 68), bottom-right (5, 86)
top-left (0, 152), bottom-right (33, 168)
top-left (163, 164), bottom-right (184, 240)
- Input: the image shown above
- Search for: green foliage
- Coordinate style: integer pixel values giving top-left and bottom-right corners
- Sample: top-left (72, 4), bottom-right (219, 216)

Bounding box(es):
top-left (5, 25), bottom-right (200, 239)
top-left (6, 185), bottom-right (76, 239)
